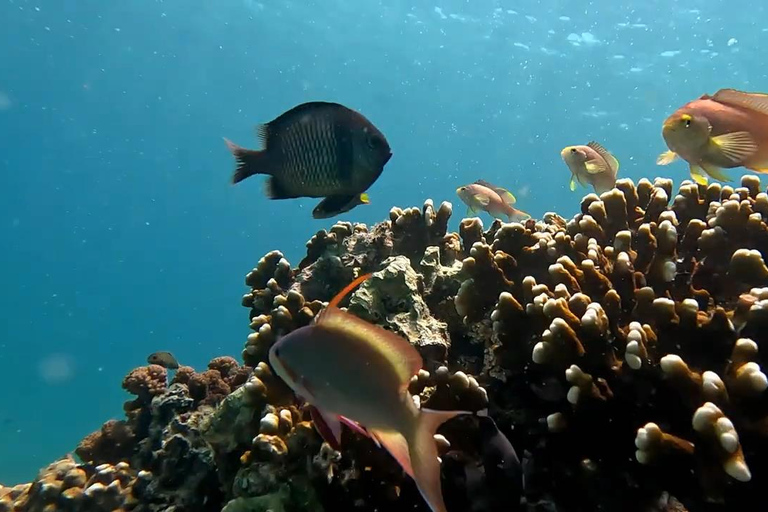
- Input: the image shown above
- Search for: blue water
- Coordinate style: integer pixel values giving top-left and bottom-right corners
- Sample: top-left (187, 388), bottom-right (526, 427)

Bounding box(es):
top-left (1, 0), bottom-right (765, 484)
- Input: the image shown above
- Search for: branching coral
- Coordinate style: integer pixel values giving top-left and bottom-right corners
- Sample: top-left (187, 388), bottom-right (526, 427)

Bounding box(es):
top-left (10, 174), bottom-right (768, 512)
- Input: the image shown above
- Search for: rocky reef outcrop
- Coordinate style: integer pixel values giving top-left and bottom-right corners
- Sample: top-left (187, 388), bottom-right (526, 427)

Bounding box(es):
top-left (3, 177), bottom-right (768, 512)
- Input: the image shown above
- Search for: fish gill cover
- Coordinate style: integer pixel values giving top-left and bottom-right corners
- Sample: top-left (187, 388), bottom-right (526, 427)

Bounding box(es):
top-left (2, 1), bottom-right (768, 512)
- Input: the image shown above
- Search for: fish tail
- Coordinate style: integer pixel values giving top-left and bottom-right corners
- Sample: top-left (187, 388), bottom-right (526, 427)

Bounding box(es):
top-left (406, 408), bottom-right (468, 512)
top-left (224, 138), bottom-right (269, 184)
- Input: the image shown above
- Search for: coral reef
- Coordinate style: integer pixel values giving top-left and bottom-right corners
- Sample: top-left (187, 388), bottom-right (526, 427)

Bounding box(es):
top-left (5, 178), bottom-right (768, 512)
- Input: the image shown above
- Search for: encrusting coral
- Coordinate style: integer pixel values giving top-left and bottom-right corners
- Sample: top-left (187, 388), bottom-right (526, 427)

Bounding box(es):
top-left (4, 177), bottom-right (768, 512)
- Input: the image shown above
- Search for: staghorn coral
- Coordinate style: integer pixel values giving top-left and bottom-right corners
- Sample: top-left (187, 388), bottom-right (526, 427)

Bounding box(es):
top-left (9, 174), bottom-right (768, 512)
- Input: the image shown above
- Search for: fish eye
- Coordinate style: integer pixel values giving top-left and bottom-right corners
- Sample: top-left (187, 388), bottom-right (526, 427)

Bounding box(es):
top-left (570, 148), bottom-right (577, 153)
top-left (684, 118), bottom-right (691, 128)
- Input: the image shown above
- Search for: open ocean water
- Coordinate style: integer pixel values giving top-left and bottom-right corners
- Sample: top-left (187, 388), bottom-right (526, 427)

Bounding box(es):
top-left (1, 0), bottom-right (765, 484)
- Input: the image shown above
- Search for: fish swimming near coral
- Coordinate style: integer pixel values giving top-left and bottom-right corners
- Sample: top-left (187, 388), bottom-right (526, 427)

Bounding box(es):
top-left (657, 88), bottom-right (768, 185)
top-left (456, 180), bottom-right (531, 222)
top-left (560, 141), bottom-right (620, 195)
top-left (147, 351), bottom-right (179, 369)
top-left (268, 273), bottom-right (467, 512)
top-left (224, 101), bottom-right (392, 218)
top-left (442, 413), bottom-right (523, 512)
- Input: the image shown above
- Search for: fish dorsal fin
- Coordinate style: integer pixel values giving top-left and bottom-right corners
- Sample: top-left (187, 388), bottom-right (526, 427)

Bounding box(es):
top-left (326, 273), bottom-right (373, 309)
top-left (318, 307), bottom-right (424, 387)
top-left (587, 141), bottom-right (619, 173)
top-left (473, 179), bottom-right (495, 188)
top-left (708, 131), bottom-right (758, 164)
top-left (474, 179), bottom-right (516, 204)
top-left (713, 89), bottom-right (768, 116)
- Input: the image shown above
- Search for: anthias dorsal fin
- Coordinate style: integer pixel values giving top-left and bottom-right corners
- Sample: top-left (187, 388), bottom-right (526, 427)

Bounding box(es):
top-left (474, 179), bottom-right (516, 204)
top-left (327, 272), bottom-right (373, 309)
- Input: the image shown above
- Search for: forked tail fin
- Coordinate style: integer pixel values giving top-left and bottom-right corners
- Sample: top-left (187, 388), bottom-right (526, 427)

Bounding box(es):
top-left (224, 138), bottom-right (267, 184)
top-left (407, 408), bottom-right (468, 512)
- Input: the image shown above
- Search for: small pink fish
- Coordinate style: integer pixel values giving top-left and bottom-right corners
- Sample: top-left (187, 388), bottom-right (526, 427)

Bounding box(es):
top-left (456, 180), bottom-right (531, 222)
top-left (561, 141), bottom-right (620, 195)
top-left (269, 274), bottom-right (468, 512)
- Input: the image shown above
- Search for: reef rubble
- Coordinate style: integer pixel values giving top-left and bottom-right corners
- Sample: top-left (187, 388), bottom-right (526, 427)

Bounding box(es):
top-left (3, 177), bottom-right (768, 512)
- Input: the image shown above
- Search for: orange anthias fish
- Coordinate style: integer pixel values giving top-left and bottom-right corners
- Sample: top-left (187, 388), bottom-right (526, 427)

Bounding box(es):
top-left (456, 180), bottom-right (531, 222)
top-left (560, 141), bottom-right (620, 195)
top-left (268, 274), bottom-right (467, 512)
top-left (657, 88), bottom-right (768, 185)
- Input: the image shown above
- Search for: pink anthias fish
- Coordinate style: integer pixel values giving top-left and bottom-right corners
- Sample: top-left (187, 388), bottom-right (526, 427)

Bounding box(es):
top-left (456, 180), bottom-right (531, 222)
top-left (268, 274), bottom-right (468, 512)
top-left (560, 141), bottom-right (620, 195)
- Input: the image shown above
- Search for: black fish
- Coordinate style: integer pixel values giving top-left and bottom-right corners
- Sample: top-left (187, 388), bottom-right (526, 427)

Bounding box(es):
top-left (147, 351), bottom-right (179, 369)
top-left (476, 415), bottom-right (523, 510)
top-left (442, 414), bottom-right (523, 512)
top-left (225, 102), bottom-right (391, 216)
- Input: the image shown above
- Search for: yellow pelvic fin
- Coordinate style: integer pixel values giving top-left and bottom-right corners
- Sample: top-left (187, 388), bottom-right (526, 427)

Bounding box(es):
top-left (707, 131), bottom-right (757, 164)
top-left (657, 150), bottom-right (678, 165)
top-left (713, 89), bottom-right (768, 116)
top-left (700, 162), bottom-right (732, 182)
top-left (569, 176), bottom-right (577, 192)
top-left (466, 205), bottom-right (477, 216)
top-left (689, 165), bottom-right (709, 186)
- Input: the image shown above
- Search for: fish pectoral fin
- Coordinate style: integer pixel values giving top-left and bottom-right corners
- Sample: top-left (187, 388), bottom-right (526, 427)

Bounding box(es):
top-left (312, 194), bottom-right (361, 219)
top-left (473, 194), bottom-right (490, 206)
top-left (569, 176), bottom-right (577, 192)
top-left (586, 141), bottom-right (620, 173)
top-left (309, 406), bottom-right (343, 450)
top-left (657, 150), bottom-right (678, 165)
top-left (585, 159), bottom-right (608, 174)
top-left (370, 429), bottom-right (414, 478)
top-left (689, 165), bottom-right (710, 185)
top-left (707, 131), bottom-right (758, 164)
top-left (713, 89), bottom-right (768, 116)
top-left (700, 162), bottom-right (732, 182)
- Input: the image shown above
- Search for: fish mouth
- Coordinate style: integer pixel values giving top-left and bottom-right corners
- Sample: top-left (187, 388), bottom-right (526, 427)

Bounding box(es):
top-left (383, 151), bottom-right (393, 164)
